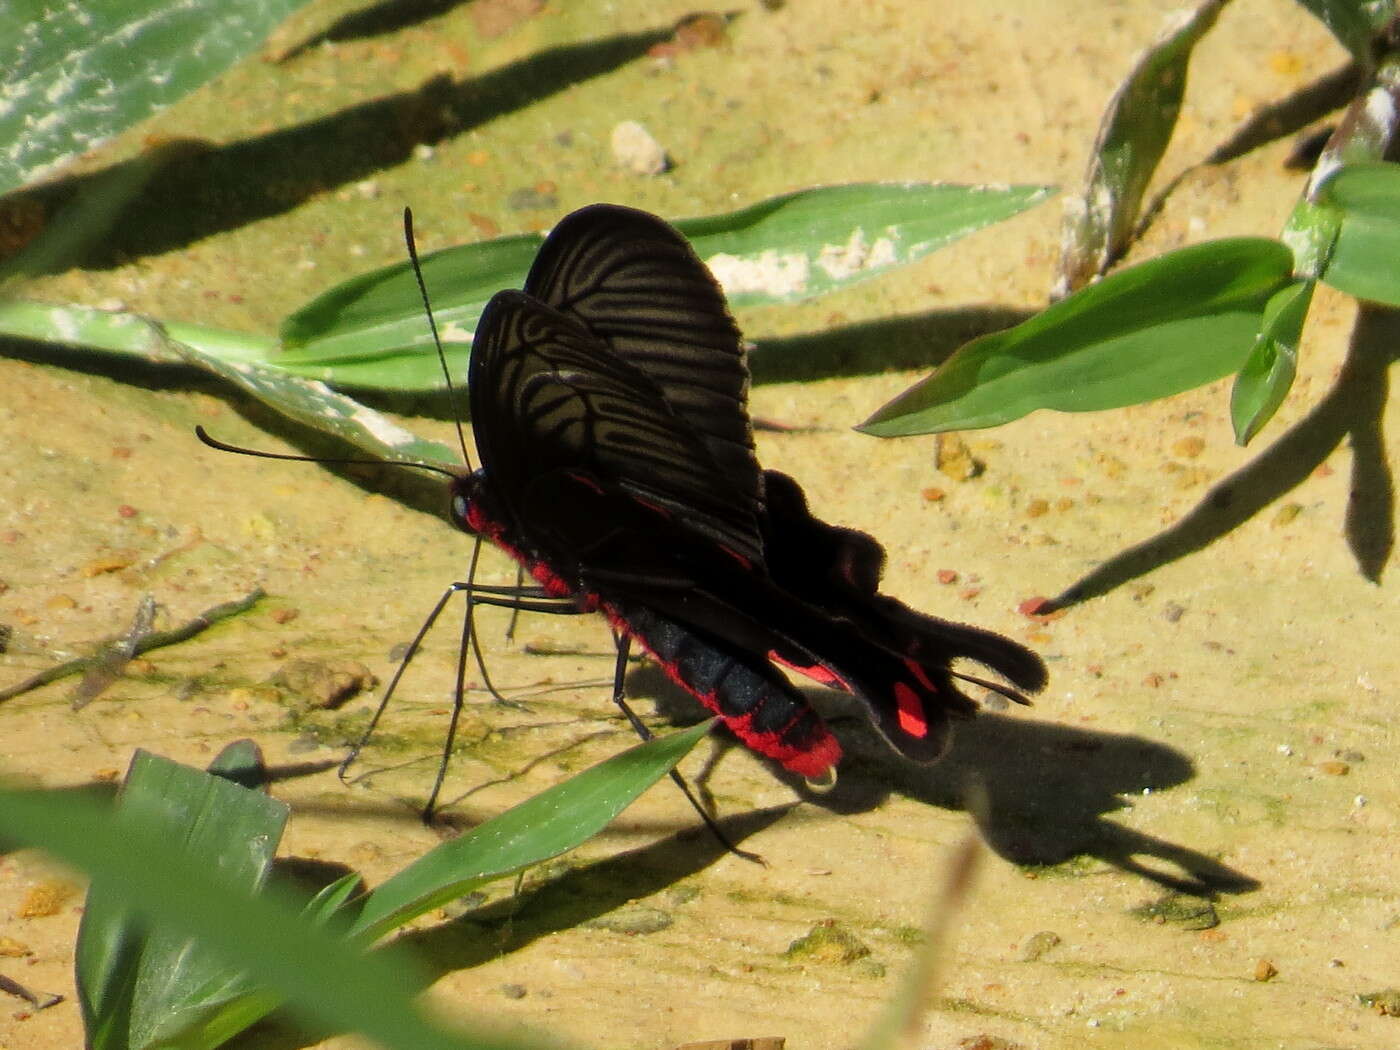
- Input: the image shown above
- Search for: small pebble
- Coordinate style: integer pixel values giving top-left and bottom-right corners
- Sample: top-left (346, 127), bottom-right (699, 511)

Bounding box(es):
top-left (1318, 760), bottom-right (1350, 776)
top-left (1171, 436), bottom-right (1206, 459)
top-left (1021, 930), bottom-right (1061, 962)
top-left (1253, 958), bottom-right (1278, 982)
top-left (611, 120), bottom-right (670, 175)
top-left (784, 919), bottom-right (871, 964)
top-left (583, 905), bottom-right (672, 935)
top-left (501, 983), bottom-right (527, 1000)
top-left (935, 434), bottom-right (983, 481)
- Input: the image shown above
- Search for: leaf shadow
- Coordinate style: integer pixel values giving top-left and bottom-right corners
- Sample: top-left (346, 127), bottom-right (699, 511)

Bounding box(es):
top-left (1052, 302), bottom-right (1398, 608)
top-left (7, 25), bottom-right (672, 273)
top-left (275, 0), bottom-right (476, 61)
top-left (749, 305), bottom-right (1034, 386)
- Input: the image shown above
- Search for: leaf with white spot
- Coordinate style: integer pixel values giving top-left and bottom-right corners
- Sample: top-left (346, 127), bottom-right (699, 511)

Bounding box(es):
top-left (0, 0), bottom-right (313, 196)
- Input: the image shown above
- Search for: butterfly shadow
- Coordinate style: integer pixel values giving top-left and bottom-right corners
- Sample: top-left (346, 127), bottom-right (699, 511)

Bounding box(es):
top-left (1051, 303), bottom-right (1399, 609)
top-left (630, 663), bottom-right (1257, 899)
top-left (798, 708), bottom-right (1258, 899)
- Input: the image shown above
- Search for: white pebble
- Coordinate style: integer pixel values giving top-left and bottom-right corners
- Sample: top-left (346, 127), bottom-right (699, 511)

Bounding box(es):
top-left (611, 120), bottom-right (670, 175)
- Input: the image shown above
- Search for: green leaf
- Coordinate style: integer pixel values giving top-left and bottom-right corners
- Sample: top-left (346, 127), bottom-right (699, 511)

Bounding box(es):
top-left (69, 722), bottom-right (709, 1046)
top-left (859, 238), bottom-right (1294, 435)
top-left (0, 0), bottom-right (314, 195)
top-left (1293, 0), bottom-right (1392, 60)
top-left (1054, 0), bottom-right (1227, 294)
top-left (351, 719), bottom-right (715, 941)
top-left (75, 749), bottom-right (289, 1050)
top-left (1, 774), bottom-right (533, 1050)
top-left (278, 183), bottom-right (1055, 391)
top-left (1318, 160), bottom-right (1400, 305)
top-left (1230, 279), bottom-right (1314, 445)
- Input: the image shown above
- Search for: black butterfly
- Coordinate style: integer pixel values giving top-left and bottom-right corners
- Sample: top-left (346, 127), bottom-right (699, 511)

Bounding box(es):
top-left (451, 204), bottom-right (1046, 779)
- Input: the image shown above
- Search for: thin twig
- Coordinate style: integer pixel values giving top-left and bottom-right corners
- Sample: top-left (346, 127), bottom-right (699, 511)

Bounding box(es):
top-left (0, 588), bottom-right (265, 705)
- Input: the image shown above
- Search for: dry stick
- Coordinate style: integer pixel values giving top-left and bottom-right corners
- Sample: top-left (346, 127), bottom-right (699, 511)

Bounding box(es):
top-left (0, 588), bottom-right (266, 705)
top-left (0, 972), bottom-right (63, 1010)
top-left (70, 593), bottom-right (157, 710)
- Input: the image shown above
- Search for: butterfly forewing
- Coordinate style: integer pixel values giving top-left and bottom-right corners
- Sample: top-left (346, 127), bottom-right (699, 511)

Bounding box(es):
top-left (522, 205), bottom-right (763, 530)
top-left (469, 289), bottom-right (765, 564)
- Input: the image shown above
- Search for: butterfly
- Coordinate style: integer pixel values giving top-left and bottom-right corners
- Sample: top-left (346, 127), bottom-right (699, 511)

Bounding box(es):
top-left (450, 203), bottom-right (1046, 780)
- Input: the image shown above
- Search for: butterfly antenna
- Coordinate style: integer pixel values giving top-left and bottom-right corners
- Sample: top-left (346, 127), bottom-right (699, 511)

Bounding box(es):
top-left (194, 426), bottom-right (458, 478)
top-left (402, 207), bottom-right (472, 468)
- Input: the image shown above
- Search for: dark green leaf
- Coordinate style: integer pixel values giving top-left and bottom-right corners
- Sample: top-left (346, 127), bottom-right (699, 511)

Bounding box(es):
top-left (1230, 279), bottom-right (1313, 444)
top-left (860, 238), bottom-right (1294, 435)
top-left (75, 750), bottom-right (288, 1050)
top-left (2, 775), bottom-right (531, 1050)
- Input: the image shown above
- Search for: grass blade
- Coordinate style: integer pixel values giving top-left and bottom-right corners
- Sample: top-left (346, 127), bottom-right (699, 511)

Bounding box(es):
top-left (351, 719), bottom-right (715, 941)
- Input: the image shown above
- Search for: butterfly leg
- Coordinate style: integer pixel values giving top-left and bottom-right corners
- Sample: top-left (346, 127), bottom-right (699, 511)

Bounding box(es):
top-left (424, 583), bottom-right (581, 821)
top-left (607, 631), bottom-right (764, 865)
top-left (339, 579), bottom-right (578, 820)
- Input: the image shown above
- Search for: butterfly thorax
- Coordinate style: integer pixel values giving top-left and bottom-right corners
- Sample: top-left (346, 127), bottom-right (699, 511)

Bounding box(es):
top-left (449, 469), bottom-right (585, 602)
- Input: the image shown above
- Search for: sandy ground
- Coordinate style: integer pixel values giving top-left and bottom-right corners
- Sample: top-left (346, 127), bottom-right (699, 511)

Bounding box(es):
top-left (2, 1), bottom-right (1398, 1048)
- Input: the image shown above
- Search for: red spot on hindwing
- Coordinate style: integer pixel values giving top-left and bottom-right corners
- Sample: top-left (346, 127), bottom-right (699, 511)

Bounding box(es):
top-left (893, 682), bottom-right (929, 739)
top-left (767, 649), bottom-right (849, 690)
top-left (905, 659), bottom-right (937, 693)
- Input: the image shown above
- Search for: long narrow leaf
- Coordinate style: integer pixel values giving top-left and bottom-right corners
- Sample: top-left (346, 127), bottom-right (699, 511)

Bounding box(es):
top-left (1053, 0), bottom-right (1227, 296)
top-left (0, 0), bottom-right (314, 195)
top-left (278, 183), bottom-right (1055, 390)
top-left (351, 719), bottom-right (715, 940)
top-left (860, 238), bottom-right (1293, 435)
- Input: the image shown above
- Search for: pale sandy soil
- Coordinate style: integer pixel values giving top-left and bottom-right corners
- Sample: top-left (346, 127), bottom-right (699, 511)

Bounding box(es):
top-left (2, 2), bottom-right (1398, 1049)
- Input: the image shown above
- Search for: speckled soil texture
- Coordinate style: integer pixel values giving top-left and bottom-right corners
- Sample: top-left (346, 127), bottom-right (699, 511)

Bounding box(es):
top-left (2, 2), bottom-right (1398, 1049)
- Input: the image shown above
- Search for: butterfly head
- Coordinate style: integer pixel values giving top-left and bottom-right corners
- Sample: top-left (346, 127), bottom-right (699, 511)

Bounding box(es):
top-left (448, 469), bottom-right (498, 537)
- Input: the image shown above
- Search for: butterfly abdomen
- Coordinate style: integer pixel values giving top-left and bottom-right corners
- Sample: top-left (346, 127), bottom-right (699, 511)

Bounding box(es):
top-left (603, 598), bottom-right (841, 779)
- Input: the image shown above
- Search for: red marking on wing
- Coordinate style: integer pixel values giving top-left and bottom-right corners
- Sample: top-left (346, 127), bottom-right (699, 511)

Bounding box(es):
top-left (893, 682), bottom-right (929, 739)
top-left (565, 471), bottom-right (605, 495)
top-left (905, 659), bottom-right (937, 693)
top-left (767, 649), bottom-right (849, 690)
